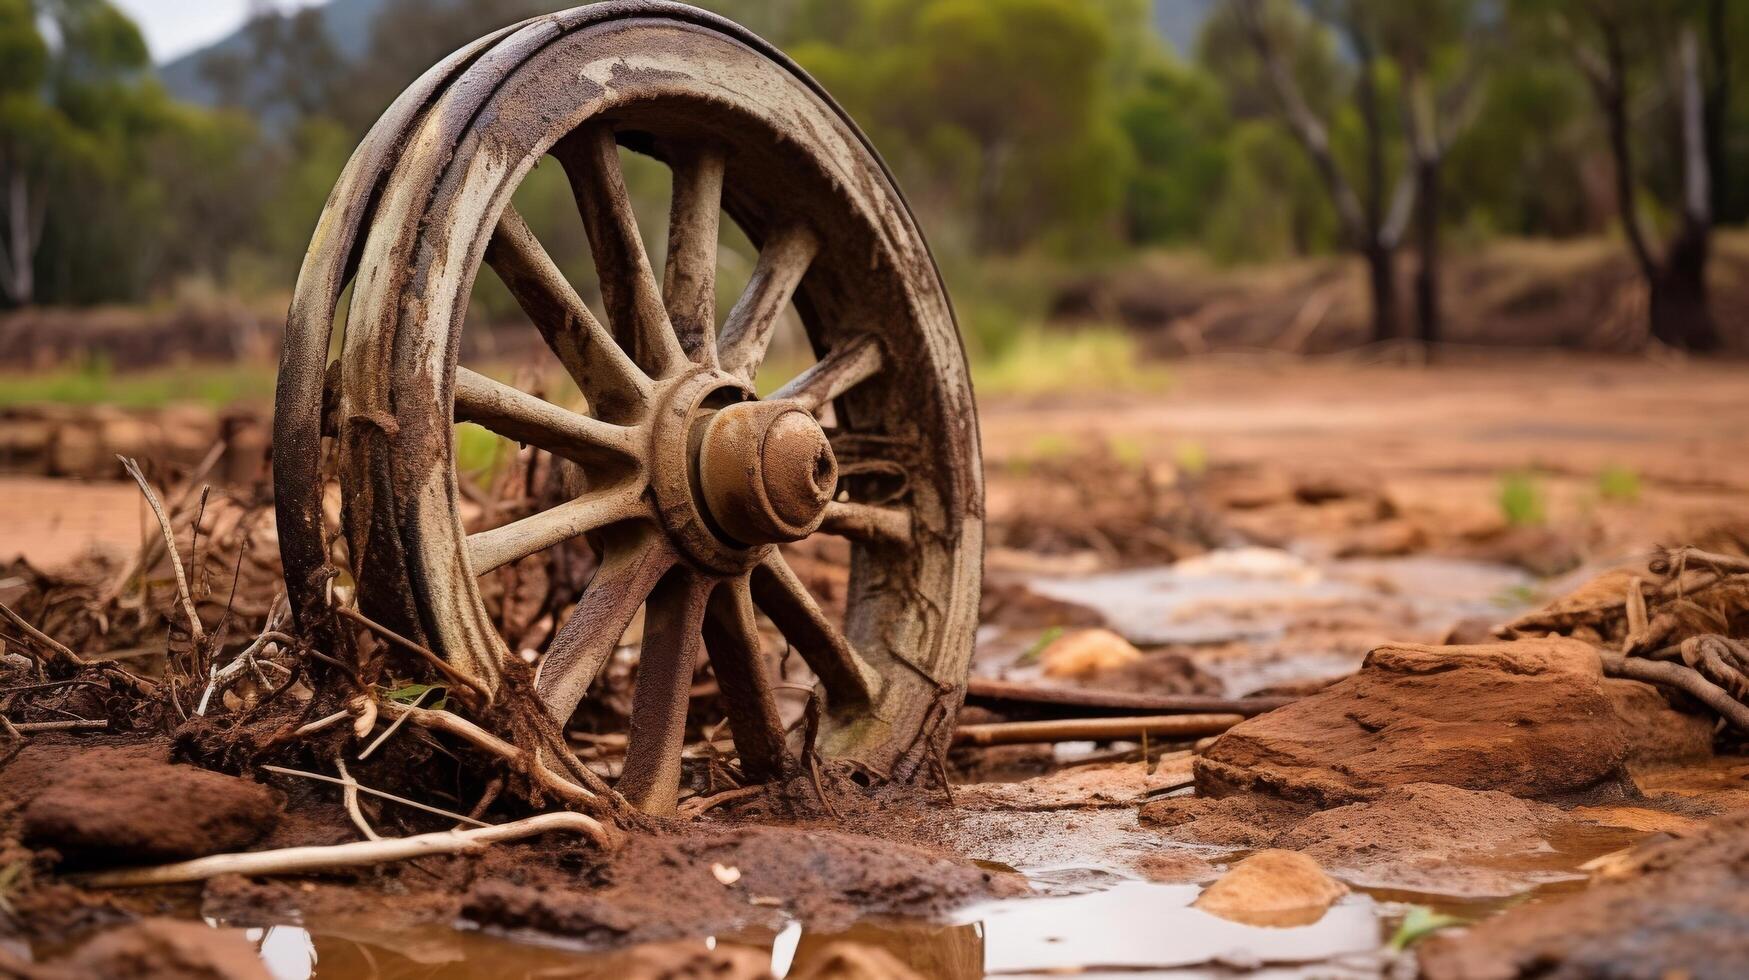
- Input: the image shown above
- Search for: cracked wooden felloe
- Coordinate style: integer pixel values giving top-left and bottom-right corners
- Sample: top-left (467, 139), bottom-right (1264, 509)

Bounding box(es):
top-left (273, 3), bottom-right (983, 815)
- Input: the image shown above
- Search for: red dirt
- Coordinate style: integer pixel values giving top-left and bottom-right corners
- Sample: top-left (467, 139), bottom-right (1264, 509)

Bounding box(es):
top-left (4, 740), bottom-right (281, 867)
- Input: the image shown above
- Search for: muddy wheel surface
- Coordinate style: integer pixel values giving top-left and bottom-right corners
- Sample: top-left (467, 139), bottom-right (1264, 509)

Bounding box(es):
top-left (273, 3), bottom-right (983, 813)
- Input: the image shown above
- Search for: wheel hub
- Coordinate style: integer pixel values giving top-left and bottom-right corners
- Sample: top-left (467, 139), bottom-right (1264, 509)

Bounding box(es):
top-left (698, 400), bottom-right (837, 546)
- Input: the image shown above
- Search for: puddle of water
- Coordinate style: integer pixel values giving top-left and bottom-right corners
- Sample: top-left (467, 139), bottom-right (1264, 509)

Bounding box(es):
top-left (202, 880), bottom-right (1390, 979)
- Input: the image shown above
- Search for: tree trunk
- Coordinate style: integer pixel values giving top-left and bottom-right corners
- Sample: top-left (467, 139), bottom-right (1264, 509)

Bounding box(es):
top-left (1364, 243), bottom-right (1399, 345)
top-left (1413, 155), bottom-right (1441, 349)
top-left (1649, 228), bottom-right (1718, 351)
top-left (3, 171), bottom-right (35, 306)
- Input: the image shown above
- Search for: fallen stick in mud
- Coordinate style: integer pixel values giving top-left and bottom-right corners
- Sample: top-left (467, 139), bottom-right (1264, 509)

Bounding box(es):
top-left (963, 678), bottom-right (1293, 720)
top-left (72, 811), bottom-right (616, 889)
top-left (952, 713), bottom-right (1244, 747)
top-left (1602, 653), bottom-right (1749, 733)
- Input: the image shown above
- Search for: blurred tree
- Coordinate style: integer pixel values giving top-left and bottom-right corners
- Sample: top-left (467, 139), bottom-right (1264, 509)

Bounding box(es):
top-left (1518, 0), bottom-right (1736, 350)
top-left (1119, 51), bottom-right (1230, 245)
top-left (0, 0), bottom-right (52, 304)
top-left (1217, 0), bottom-right (1414, 343)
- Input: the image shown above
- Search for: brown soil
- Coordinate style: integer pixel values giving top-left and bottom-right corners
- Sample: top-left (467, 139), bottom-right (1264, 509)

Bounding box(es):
top-left (1419, 809), bottom-right (1749, 980)
top-left (4, 740), bottom-right (281, 866)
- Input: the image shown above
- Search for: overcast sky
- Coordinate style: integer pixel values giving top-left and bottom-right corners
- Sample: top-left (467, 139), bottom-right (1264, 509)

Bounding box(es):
top-left (111, 0), bottom-right (327, 63)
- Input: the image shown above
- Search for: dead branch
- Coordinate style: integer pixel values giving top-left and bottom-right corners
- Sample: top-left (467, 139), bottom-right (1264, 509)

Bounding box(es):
top-left (1602, 653), bottom-right (1749, 733)
top-left (0, 601), bottom-right (85, 666)
top-left (73, 811), bottom-right (616, 889)
top-left (118, 456), bottom-right (206, 646)
top-left (963, 678), bottom-right (1292, 721)
top-left (8, 719), bottom-right (107, 734)
top-left (383, 702), bottom-right (598, 809)
top-left (262, 764), bottom-right (487, 828)
top-left (952, 713), bottom-right (1244, 747)
top-left (336, 605), bottom-right (489, 698)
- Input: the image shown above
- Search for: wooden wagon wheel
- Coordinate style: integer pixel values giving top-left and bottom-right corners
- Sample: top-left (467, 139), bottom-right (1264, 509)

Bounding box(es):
top-left (272, 3), bottom-right (983, 814)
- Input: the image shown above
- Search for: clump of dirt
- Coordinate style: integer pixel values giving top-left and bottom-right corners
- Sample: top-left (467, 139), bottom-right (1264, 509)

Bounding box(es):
top-left (4, 740), bottom-right (282, 866)
top-left (1419, 809), bottom-right (1749, 979)
top-left (1275, 783), bottom-right (1569, 897)
top-left (1194, 639), bottom-right (1645, 806)
top-left (460, 824), bottom-right (1008, 946)
top-left (1139, 793), bottom-right (1313, 848)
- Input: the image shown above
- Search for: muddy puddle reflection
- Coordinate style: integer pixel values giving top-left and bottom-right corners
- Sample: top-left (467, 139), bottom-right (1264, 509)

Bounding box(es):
top-left (232, 878), bottom-right (1393, 978)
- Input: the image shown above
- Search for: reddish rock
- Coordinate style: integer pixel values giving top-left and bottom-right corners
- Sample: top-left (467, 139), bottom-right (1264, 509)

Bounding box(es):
top-left (1195, 639), bottom-right (1635, 805)
top-left (1419, 811), bottom-right (1749, 979)
top-left (13, 742), bottom-right (281, 865)
top-left (1604, 678), bottom-right (1715, 766)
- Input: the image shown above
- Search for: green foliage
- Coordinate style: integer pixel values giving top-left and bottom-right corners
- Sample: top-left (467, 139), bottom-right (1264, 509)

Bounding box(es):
top-left (1173, 440), bottom-right (1209, 477)
top-left (0, 360), bottom-right (275, 408)
top-left (973, 326), bottom-right (1173, 397)
top-left (1498, 470), bottom-right (1547, 527)
top-left (381, 682), bottom-right (447, 711)
top-left (1597, 463), bottom-right (1641, 503)
top-left (1389, 905), bottom-right (1468, 951)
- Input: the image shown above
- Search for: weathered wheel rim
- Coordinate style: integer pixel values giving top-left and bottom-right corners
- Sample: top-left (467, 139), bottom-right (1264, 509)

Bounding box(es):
top-left (274, 4), bottom-right (983, 815)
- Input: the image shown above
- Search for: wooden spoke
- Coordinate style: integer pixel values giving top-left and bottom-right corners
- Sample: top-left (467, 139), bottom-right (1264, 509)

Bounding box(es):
top-left (466, 481), bottom-right (647, 575)
top-left (750, 551), bottom-right (874, 711)
top-left (702, 576), bottom-right (790, 781)
top-left (819, 500), bottom-right (912, 547)
top-left (617, 567), bottom-right (712, 814)
top-left (536, 530), bottom-right (676, 725)
top-left (769, 335), bottom-right (884, 413)
top-left (556, 125), bottom-right (686, 379)
top-left (717, 223), bottom-right (819, 383)
top-left (663, 145), bottom-right (725, 366)
top-left (454, 368), bottom-right (640, 467)
top-left (484, 205), bottom-right (648, 416)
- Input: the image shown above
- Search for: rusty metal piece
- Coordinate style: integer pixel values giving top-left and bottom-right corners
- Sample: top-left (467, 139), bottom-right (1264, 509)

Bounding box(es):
top-left (273, 3), bottom-right (984, 813)
top-left (698, 400), bottom-right (836, 545)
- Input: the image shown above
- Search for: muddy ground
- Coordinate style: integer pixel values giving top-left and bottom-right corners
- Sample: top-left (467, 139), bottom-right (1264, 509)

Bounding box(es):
top-left (3, 353), bottom-right (1749, 978)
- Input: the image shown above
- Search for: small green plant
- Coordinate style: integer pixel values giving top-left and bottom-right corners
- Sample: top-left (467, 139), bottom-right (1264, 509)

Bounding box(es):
top-left (1498, 470), bottom-right (1546, 527)
top-left (1016, 626), bottom-right (1065, 666)
top-left (1388, 905), bottom-right (1468, 951)
top-left (1491, 583), bottom-right (1540, 609)
top-left (1173, 440), bottom-right (1208, 478)
top-left (382, 682), bottom-right (447, 712)
top-left (1596, 463), bottom-right (1641, 503)
top-left (1107, 434), bottom-right (1147, 469)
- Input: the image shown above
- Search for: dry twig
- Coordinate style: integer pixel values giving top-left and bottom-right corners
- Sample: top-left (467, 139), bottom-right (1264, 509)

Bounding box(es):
top-left (74, 811), bottom-right (615, 888)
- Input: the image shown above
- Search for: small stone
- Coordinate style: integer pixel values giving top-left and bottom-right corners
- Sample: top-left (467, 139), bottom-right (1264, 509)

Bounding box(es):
top-left (1039, 628), bottom-right (1142, 678)
top-left (1193, 849), bottom-right (1348, 927)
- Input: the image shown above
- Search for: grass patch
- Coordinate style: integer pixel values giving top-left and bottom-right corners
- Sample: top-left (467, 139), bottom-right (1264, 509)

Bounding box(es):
top-left (1596, 463), bottom-right (1641, 503)
top-left (0, 359), bottom-right (278, 409)
top-left (973, 326), bottom-right (1172, 397)
top-left (1498, 470), bottom-right (1547, 527)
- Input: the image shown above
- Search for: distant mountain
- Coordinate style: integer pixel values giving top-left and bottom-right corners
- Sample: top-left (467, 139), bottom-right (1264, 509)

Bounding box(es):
top-left (158, 0), bottom-right (384, 105)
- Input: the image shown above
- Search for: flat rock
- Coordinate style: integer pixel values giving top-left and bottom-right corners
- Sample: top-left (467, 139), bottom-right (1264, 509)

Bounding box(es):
top-left (960, 756), bottom-right (1195, 812)
top-left (1039, 628), bottom-right (1142, 678)
top-left (1604, 678), bottom-right (1715, 767)
top-left (12, 742), bottom-right (280, 865)
top-left (1195, 639), bottom-right (1636, 805)
top-left (1192, 849), bottom-right (1347, 927)
top-left (1419, 810), bottom-right (1749, 979)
